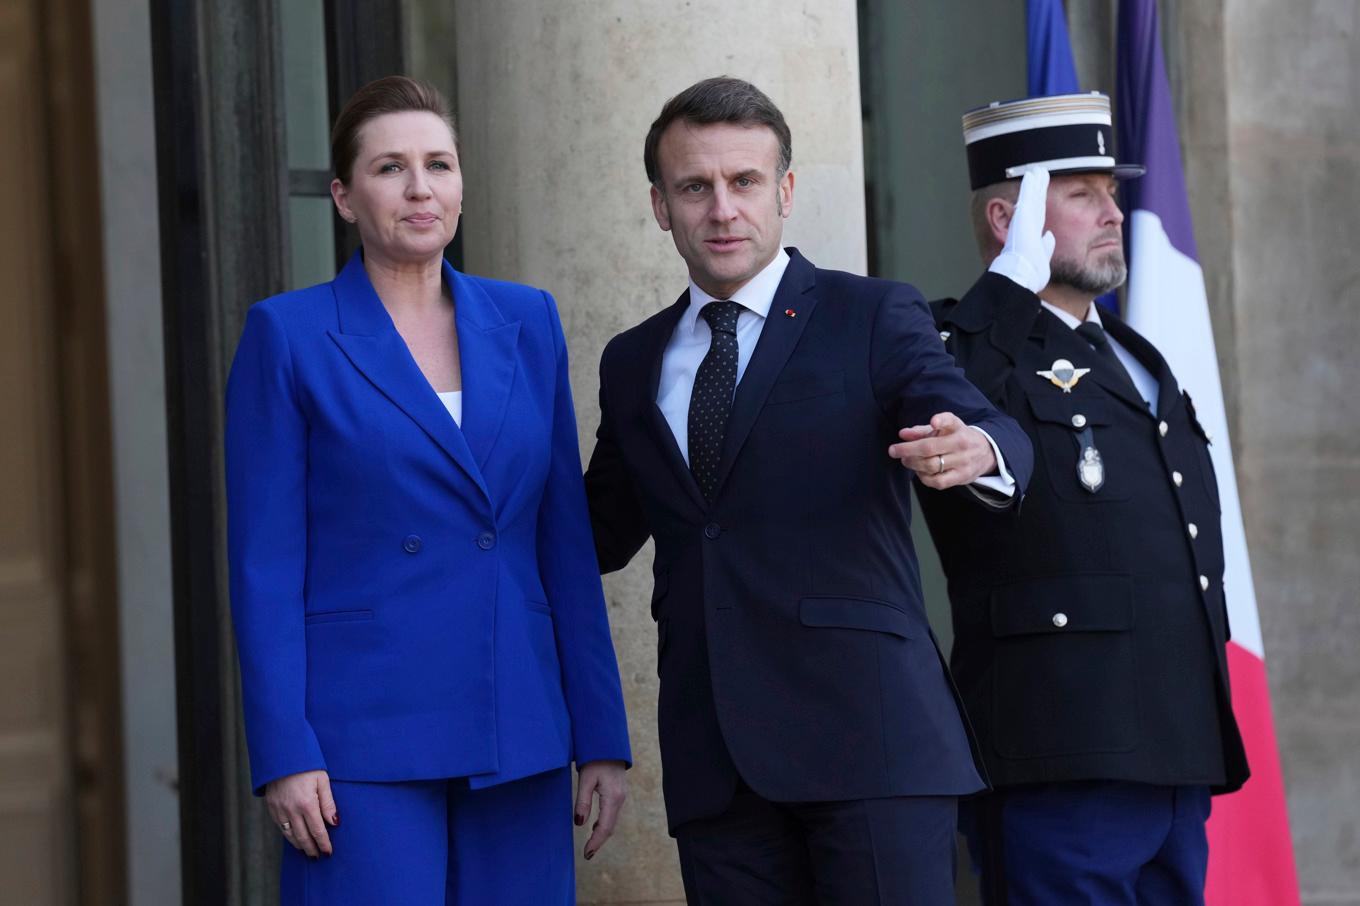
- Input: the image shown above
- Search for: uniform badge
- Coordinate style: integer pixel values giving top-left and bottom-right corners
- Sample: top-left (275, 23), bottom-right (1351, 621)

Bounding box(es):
top-left (1037, 358), bottom-right (1091, 393)
top-left (1078, 444), bottom-right (1106, 492)
top-left (1073, 425), bottom-right (1105, 493)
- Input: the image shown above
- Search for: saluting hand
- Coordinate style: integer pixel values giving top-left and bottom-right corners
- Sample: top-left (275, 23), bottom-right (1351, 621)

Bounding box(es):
top-left (889, 412), bottom-right (999, 490)
top-left (989, 166), bottom-right (1056, 294)
top-left (265, 769), bottom-right (339, 858)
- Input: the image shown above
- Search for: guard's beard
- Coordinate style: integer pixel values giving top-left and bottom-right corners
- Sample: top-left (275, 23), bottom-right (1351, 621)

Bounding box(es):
top-left (1049, 249), bottom-right (1128, 297)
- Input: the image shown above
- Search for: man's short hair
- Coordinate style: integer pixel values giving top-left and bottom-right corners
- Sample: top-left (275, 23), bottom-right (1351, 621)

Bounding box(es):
top-left (643, 77), bottom-right (793, 187)
top-left (969, 180), bottom-right (1020, 260)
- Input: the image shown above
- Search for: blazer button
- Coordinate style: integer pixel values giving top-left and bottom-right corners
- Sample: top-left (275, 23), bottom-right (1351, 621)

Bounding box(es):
top-left (477, 531), bottom-right (496, 550)
top-left (1188, 522), bottom-right (1199, 540)
top-left (403, 534), bottom-right (422, 554)
top-left (1172, 470), bottom-right (1184, 487)
top-left (1158, 420), bottom-right (1170, 437)
top-left (1071, 414), bottom-right (1087, 429)
top-left (704, 522), bottom-right (721, 540)
top-left (1200, 574), bottom-right (1210, 592)
top-left (1052, 612), bottom-right (1069, 628)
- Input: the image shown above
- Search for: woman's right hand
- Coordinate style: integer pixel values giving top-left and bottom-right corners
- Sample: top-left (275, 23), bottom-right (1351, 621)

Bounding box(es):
top-left (265, 769), bottom-right (339, 857)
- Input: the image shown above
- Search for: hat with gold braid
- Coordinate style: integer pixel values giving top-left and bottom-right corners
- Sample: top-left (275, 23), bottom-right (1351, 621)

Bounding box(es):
top-left (962, 91), bottom-right (1145, 190)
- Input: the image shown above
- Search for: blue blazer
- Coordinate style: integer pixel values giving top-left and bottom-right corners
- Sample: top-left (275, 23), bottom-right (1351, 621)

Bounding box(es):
top-left (226, 251), bottom-right (630, 794)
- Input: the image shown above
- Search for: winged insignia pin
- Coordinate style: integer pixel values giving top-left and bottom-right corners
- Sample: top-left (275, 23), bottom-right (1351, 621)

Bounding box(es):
top-left (1037, 358), bottom-right (1090, 393)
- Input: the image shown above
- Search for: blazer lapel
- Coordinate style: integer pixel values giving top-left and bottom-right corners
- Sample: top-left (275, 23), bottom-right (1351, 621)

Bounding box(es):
top-left (644, 292), bottom-right (708, 511)
top-left (445, 262), bottom-right (521, 471)
top-left (326, 252), bottom-right (489, 500)
top-left (711, 250), bottom-right (818, 496)
top-left (1102, 311), bottom-right (1179, 419)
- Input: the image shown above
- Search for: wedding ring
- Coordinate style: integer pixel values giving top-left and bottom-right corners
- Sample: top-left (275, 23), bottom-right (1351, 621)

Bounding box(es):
top-left (937, 454), bottom-right (945, 474)
top-left (280, 821), bottom-right (292, 833)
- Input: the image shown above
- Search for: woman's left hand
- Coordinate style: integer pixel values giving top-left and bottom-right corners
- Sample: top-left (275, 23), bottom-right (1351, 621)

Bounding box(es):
top-left (575, 760), bottom-right (629, 860)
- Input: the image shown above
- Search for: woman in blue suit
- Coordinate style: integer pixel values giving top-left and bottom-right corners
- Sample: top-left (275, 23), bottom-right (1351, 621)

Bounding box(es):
top-left (225, 76), bottom-right (630, 903)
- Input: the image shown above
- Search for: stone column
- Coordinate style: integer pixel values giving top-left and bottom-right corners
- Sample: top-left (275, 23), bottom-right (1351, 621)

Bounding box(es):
top-left (451, 3), bottom-right (866, 901)
top-left (1221, 1), bottom-right (1360, 901)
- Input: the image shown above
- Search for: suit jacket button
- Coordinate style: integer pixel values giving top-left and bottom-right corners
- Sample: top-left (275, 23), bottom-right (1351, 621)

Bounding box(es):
top-left (1071, 414), bottom-right (1087, 428)
top-left (1052, 612), bottom-right (1068, 628)
top-left (1200, 574), bottom-right (1210, 592)
top-left (1172, 470), bottom-right (1184, 487)
top-left (704, 523), bottom-right (721, 540)
top-left (477, 531), bottom-right (496, 550)
top-left (403, 534), bottom-right (422, 554)
top-left (1188, 522), bottom-right (1199, 539)
top-left (1158, 420), bottom-right (1170, 437)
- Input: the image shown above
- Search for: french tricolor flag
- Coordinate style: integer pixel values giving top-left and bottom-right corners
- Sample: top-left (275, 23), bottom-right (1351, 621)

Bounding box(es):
top-left (1116, 2), bottom-right (1301, 903)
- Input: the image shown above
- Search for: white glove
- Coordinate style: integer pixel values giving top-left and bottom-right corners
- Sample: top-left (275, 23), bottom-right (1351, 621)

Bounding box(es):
top-left (988, 167), bottom-right (1056, 294)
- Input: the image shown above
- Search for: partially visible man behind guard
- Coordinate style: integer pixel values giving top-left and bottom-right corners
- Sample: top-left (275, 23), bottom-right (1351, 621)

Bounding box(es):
top-left (916, 92), bottom-right (1249, 905)
top-left (586, 76), bottom-right (1033, 904)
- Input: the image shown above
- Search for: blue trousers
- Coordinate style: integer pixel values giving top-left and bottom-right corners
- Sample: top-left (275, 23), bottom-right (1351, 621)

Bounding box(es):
top-left (676, 779), bottom-right (958, 904)
top-left (963, 781), bottom-right (1211, 906)
top-left (280, 766), bottom-right (575, 905)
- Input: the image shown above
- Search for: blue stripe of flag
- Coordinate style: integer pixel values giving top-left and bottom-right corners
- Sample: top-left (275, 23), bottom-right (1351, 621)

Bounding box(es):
top-left (1027, 0), bottom-right (1080, 96)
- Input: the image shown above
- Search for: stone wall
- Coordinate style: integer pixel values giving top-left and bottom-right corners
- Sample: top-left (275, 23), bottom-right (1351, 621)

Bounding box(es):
top-left (1220, 1), bottom-right (1360, 902)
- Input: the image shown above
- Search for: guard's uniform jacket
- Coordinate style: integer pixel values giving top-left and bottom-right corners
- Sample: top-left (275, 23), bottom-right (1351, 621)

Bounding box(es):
top-left (918, 272), bottom-right (1249, 793)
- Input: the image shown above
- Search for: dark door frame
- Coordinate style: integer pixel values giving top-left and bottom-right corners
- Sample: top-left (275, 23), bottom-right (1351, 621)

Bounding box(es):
top-left (150, 1), bottom-right (404, 902)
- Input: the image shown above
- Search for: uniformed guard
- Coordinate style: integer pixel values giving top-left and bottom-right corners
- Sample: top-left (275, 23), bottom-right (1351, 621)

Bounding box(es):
top-left (915, 92), bottom-right (1250, 905)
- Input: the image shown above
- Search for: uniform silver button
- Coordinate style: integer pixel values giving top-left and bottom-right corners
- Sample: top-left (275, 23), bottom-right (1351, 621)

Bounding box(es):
top-left (1172, 471), bottom-right (1184, 487)
top-left (1071, 414), bottom-right (1087, 428)
top-left (1052, 612), bottom-right (1069, 628)
top-left (1188, 522), bottom-right (1199, 539)
top-left (939, 330), bottom-right (952, 342)
top-left (1158, 421), bottom-right (1169, 437)
top-left (1200, 575), bottom-right (1210, 591)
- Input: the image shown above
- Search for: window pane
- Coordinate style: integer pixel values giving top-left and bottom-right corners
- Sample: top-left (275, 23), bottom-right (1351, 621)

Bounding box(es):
top-left (281, 0), bottom-right (330, 171)
top-left (289, 196), bottom-right (336, 288)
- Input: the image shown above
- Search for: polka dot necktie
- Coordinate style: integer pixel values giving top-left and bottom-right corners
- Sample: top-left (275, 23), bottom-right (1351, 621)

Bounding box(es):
top-left (688, 299), bottom-right (743, 501)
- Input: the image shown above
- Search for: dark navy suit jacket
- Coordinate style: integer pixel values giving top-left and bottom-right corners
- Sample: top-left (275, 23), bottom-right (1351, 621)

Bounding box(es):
top-left (226, 251), bottom-right (630, 795)
top-left (585, 249), bottom-right (1032, 831)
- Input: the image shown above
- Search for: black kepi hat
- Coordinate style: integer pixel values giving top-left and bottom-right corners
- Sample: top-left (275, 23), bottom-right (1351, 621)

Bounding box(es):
top-left (962, 91), bottom-right (1145, 190)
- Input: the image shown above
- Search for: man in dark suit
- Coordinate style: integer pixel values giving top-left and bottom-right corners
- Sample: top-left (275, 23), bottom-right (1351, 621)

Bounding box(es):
top-left (915, 93), bottom-right (1249, 905)
top-left (584, 76), bottom-right (1032, 904)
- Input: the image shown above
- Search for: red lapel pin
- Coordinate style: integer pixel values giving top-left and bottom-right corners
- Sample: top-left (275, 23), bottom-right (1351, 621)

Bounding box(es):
top-left (784, 309), bottom-right (797, 318)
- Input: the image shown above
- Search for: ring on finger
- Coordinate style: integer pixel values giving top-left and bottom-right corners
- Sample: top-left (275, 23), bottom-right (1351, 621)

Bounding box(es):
top-left (280, 820), bottom-right (292, 834)
top-left (937, 454), bottom-right (945, 474)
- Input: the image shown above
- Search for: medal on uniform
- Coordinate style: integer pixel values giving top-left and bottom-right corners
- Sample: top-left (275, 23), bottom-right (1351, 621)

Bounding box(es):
top-left (1037, 358), bottom-right (1091, 393)
top-left (1078, 445), bottom-right (1105, 492)
top-left (1073, 426), bottom-right (1105, 493)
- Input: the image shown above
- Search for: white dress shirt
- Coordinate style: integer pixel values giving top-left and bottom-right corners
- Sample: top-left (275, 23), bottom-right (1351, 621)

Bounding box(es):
top-left (437, 389), bottom-right (464, 426)
top-left (656, 250), bottom-right (1014, 497)
top-left (1041, 301), bottom-right (1159, 411)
